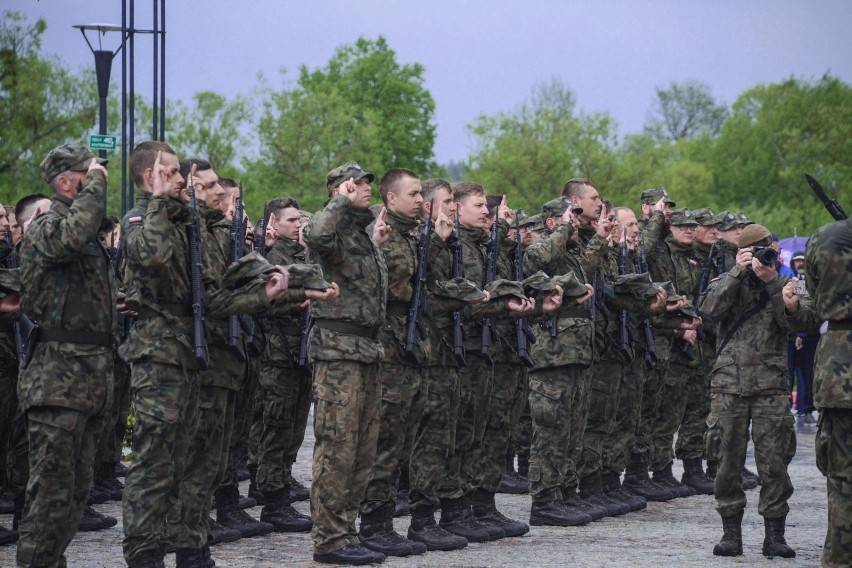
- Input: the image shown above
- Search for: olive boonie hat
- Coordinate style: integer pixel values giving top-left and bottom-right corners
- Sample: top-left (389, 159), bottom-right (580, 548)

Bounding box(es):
top-left (640, 187), bottom-right (676, 207)
top-left (669, 208), bottom-right (698, 227)
top-left (484, 279), bottom-right (527, 301)
top-left (433, 277), bottom-right (486, 303)
top-left (40, 140), bottom-right (107, 184)
top-left (540, 198), bottom-right (571, 220)
top-left (691, 207), bottom-right (718, 227)
top-left (738, 224), bottom-right (772, 248)
top-left (287, 263), bottom-right (333, 290)
top-left (326, 161), bottom-right (375, 194)
top-left (717, 211), bottom-right (739, 231)
top-left (223, 251), bottom-right (278, 290)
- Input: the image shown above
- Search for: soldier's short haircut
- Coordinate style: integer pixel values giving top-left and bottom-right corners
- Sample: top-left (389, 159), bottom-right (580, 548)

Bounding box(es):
top-left (561, 177), bottom-right (597, 200)
top-left (179, 159), bottom-right (213, 184)
top-left (219, 177), bottom-right (237, 189)
top-left (130, 141), bottom-right (176, 187)
top-left (452, 181), bottom-right (485, 204)
top-left (421, 178), bottom-right (451, 202)
top-left (379, 168), bottom-right (419, 204)
top-left (15, 193), bottom-right (49, 224)
top-left (268, 197), bottom-right (302, 220)
top-left (612, 206), bottom-right (634, 218)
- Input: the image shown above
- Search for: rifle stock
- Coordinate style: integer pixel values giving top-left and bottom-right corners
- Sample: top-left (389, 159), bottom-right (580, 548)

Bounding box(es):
top-left (406, 200), bottom-right (433, 362)
top-left (451, 204), bottom-right (465, 366)
top-left (187, 173), bottom-right (209, 370)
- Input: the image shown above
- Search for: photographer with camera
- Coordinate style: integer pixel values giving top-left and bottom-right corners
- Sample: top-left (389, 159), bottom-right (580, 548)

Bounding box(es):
top-left (699, 223), bottom-right (796, 559)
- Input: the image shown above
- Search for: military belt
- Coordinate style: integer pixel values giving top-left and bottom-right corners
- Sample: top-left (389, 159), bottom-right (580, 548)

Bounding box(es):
top-left (137, 303), bottom-right (194, 319)
top-left (827, 320), bottom-right (852, 331)
top-left (555, 308), bottom-right (591, 320)
top-left (386, 302), bottom-right (410, 317)
top-left (37, 329), bottom-right (112, 347)
top-left (313, 319), bottom-right (378, 340)
top-left (275, 324), bottom-right (302, 336)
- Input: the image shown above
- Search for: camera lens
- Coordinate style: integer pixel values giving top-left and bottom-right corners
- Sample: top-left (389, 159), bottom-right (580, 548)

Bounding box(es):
top-left (753, 246), bottom-right (778, 266)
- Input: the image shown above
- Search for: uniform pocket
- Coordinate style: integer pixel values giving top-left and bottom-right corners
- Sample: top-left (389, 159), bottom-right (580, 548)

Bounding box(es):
top-left (529, 378), bottom-right (563, 429)
top-left (704, 413), bottom-right (722, 462)
top-left (815, 411), bottom-right (829, 476)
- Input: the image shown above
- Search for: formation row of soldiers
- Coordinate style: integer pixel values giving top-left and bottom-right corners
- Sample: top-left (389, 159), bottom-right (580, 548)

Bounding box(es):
top-left (0, 138), bottom-right (825, 567)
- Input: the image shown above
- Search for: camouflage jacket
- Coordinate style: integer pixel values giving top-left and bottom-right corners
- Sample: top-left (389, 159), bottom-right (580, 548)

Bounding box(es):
top-left (715, 239), bottom-right (738, 275)
top-left (261, 237), bottom-right (308, 369)
top-left (785, 219), bottom-right (852, 408)
top-left (424, 231), bottom-right (466, 368)
top-left (18, 170), bottom-right (115, 414)
top-left (122, 194), bottom-right (270, 374)
top-left (303, 196), bottom-right (387, 364)
top-left (523, 222), bottom-right (594, 368)
top-left (700, 266), bottom-right (791, 396)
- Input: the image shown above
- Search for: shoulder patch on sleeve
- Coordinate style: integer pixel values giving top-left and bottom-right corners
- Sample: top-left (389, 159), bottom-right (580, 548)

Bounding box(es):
top-left (128, 216), bottom-right (143, 224)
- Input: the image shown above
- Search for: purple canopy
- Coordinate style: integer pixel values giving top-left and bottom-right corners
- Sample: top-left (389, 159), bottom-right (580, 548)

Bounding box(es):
top-left (778, 236), bottom-right (809, 266)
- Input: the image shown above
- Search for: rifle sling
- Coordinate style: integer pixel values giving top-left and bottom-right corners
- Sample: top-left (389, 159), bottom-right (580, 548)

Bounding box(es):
top-left (716, 290), bottom-right (769, 355)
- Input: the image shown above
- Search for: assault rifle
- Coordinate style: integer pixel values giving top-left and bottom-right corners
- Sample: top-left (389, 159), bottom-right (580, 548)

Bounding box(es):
top-left (636, 243), bottom-right (657, 369)
top-left (805, 173), bottom-right (848, 221)
top-left (406, 200), bottom-right (433, 362)
top-left (694, 242), bottom-right (716, 310)
top-left (480, 208), bottom-right (499, 365)
top-left (4, 231), bottom-right (32, 369)
top-left (227, 183), bottom-right (248, 362)
top-left (186, 171), bottom-right (209, 370)
top-left (513, 214), bottom-right (535, 367)
top-left (255, 202), bottom-right (269, 257)
top-left (618, 230), bottom-right (630, 358)
top-left (451, 204), bottom-right (466, 366)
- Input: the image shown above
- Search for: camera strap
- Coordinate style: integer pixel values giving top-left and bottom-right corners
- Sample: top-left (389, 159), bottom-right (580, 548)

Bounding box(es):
top-left (716, 289), bottom-right (770, 355)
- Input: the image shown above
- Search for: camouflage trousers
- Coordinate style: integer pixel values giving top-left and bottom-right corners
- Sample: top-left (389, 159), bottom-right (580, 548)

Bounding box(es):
top-left (477, 361), bottom-right (527, 493)
top-left (456, 352), bottom-right (493, 496)
top-left (705, 392), bottom-right (795, 518)
top-left (246, 385), bottom-right (266, 468)
top-left (675, 366), bottom-right (710, 461)
top-left (512, 399), bottom-right (532, 469)
top-left (360, 363), bottom-right (426, 516)
top-left (169, 385), bottom-right (235, 549)
top-left (122, 361), bottom-right (199, 563)
top-left (409, 361), bottom-right (462, 515)
top-left (528, 364), bottom-right (587, 503)
top-left (603, 354), bottom-right (644, 475)
top-left (218, 355), bottom-right (258, 493)
top-left (16, 406), bottom-right (106, 568)
top-left (650, 361), bottom-right (692, 472)
top-left (257, 364), bottom-right (313, 494)
top-left (0, 341), bottom-right (16, 488)
top-left (95, 358), bottom-right (131, 468)
top-left (578, 357), bottom-right (623, 480)
top-left (310, 360), bottom-right (380, 555)
top-left (815, 408), bottom-right (852, 568)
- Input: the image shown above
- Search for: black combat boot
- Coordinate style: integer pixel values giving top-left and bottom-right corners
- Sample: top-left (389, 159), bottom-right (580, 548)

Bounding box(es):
top-left (114, 461), bottom-right (130, 477)
top-left (562, 485), bottom-right (607, 521)
top-left (407, 509), bottom-right (467, 551)
top-left (762, 515), bottom-right (796, 558)
top-left (393, 488), bottom-right (410, 517)
top-left (313, 543), bottom-right (386, 565)
top-left (712, 509), bottom-right (743, 556)
top-left (578, 472), bottom-right (630, 517)
top-left (0, 488), bottom-right (14, 514)
top-left (602, 471), bottom-right (646, 512)
top-left (358, 506), bottom-right (426, 557)
top-left (199, 544), bottom-right (216, 568)
top-left (206, 516), bottom-right (241, 545)
top-left (705, 460), bottom-right (717, 480)
top-left (215, 485), bottom-right (273, 538)
top-left (529, 501), bottom-right (591, 527)
top-left (246, 464), bottom-right (264, 506)
top-left (78, 506), bottom-right (117, 531)
top-left (87, 482), bottom-right (112, 505)
top-left (499, 453), bottom-right (529, 494)
top-left (652, 463), bottom-right (696, 498)
top-left (681, 458), bottom-right (715, 495)
top-left (438, 497), bottom-right (499, 542)
top-left (93, 461), bottom-right (124, 501)
top-left (0, 524), bottom-right (18, 546)
top-left (622, 461), bottom-right (674, 502)
top-left (126, 551), bottom-right (167, 568)
top-left (471, 489), bottom-right (529, 537)
top-left (517, 452), bottom-right (530, 479)
top-left (288, 475), bottom-right (310, 503)
top-left (260, 487), bottom-right (312, 532)
top-left (175, 547), bottom-right (208, 568)
top-left (742, 466), bottom-right (761, 490)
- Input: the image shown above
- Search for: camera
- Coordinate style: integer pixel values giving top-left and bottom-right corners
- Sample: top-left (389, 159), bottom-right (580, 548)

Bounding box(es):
top-left (752, 246), bottom-right (778, 266)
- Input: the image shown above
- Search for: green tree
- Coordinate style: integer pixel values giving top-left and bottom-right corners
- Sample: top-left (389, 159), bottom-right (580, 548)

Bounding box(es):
top-left (0, 11), bottom-right (96, 205)
top-left (643, 80), bottom-right (728, 142)
top-left (245, 36), bottom-right (438, 214)
top-left (465, 78), bottom-right (619, 212)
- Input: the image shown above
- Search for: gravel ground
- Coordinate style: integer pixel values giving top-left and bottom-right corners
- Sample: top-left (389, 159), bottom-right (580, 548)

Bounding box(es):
top-left (1, 413), bottom-right (826, 567)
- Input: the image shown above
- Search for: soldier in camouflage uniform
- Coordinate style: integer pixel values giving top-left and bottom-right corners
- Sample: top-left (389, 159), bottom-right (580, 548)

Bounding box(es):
top-left (715, 211), bottom-right (744, 274)
top-left (16, 142), bottom-right (115, 567)
top-left (121, 143), bottom-right (291, 568)
top-left (700, 223), bottom-right (796, 559)
top-left (782, 217), bottom-right (852, 568)
top-left (303, 162), bottom-right (388, 566)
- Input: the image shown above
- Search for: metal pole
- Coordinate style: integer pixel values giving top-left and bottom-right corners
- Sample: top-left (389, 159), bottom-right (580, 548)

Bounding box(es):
top-left (159, 0), bottom-right (166, 141)
top-left (121, 0), bottom-right (128, 215)
top-left (152, 0), bottom-right (158, 141)
top-left (129, 0), bottom-right (135, 206)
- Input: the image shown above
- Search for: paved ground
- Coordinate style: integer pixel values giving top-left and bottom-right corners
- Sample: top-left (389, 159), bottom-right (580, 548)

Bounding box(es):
top-left (1, 413), bottom-right (827, 567)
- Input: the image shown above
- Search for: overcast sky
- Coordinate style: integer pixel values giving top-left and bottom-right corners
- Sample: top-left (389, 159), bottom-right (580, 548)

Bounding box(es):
top-left (7, 0), bottom-right (852, 164)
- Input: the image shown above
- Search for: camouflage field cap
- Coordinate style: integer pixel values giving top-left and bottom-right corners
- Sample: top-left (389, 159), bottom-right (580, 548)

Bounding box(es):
top-left (674, 298), bottom-right (699, 320)
top-left (550, 272), bottom-right (590, 297)
top-left (738, 224), bottom-right (772, 248)
top-left (0, 268), bottom-right (21, 297)
top-left (716, 211), bottom-right (739, 231)
top-left (40, 140), bottom-right (107, 184)
top-left (540, 197), bottom-right (570, 220)
top-left (522, 270), bottom-right (587, 297)
top-left (655, 280), bottom-right (684, 303)
top-left (433, 277), bottom-right (486, 303)
top-left (222, 251), bottom-right (278, 290)
top-left (669, 208), bottom-right (699, 227)
top-left (484, 279), bottom-right (527, 301)
top-left (326, 161), bottom-right (375, 193)
top-left (528, 214), bottom-right (545, 232)
top-left (518, 213), bottom-right (537, 229)
top-left (691, 207), bottom-right (718, 227)
top-left (736, 211), bottom-right (754, 226)
top-left (514, 209), bottom-right (529, 225)
top-left (640, 187), bottom-right (676, 207)
top-left (287, 263), bottom-right (332, 290)
top-left (612, 272), bottom-right (658, 299)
